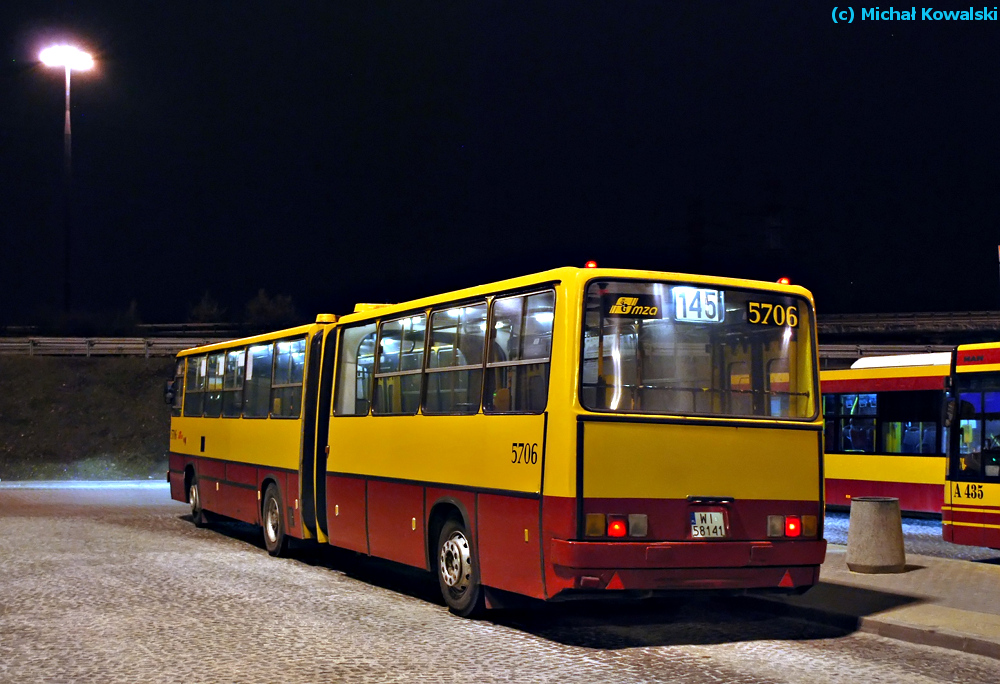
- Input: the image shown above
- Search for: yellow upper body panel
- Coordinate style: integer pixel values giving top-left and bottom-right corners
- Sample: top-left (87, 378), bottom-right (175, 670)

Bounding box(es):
top-left (581, 421), bottom-right (821, 501)
top-left (825, 452), bottom-right (944, 485)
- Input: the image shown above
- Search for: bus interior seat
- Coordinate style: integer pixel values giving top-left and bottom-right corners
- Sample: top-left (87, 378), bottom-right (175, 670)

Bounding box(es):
top-left (850, 426), bottom-right (872, 452)
top-left (901, 427), bottom-right (921, 453)
top-left (922, 425), bottom-right (938, 453)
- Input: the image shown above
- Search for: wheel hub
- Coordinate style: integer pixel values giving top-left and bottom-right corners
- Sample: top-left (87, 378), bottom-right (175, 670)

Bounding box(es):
top-left (265, 498), bottom-right (280, 543)
top-left (439, 531), bottom-right (471, 591)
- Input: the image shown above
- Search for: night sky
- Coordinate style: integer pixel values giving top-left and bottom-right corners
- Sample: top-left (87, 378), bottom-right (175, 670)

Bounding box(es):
top-left (2, 3), bottom-right (999, 325)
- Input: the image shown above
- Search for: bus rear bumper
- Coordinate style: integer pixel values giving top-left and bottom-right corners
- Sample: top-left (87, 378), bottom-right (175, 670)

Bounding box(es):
top-left (547, 538), bottom-right (826, 592)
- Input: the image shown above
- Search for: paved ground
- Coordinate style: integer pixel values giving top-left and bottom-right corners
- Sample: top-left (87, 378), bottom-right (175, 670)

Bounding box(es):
top-left (1, 485), bottom-right (999, 683)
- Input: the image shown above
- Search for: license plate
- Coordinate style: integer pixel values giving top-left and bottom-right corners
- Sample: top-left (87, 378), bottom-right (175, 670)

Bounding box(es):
top-left (690, 511), bottom-right (727, 538)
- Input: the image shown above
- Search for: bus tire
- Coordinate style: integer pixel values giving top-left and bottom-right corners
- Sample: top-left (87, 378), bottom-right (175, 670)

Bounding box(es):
top-left (189, 477), bottom-right (209, 528)
top-left (436, 518), bottom-right (484, 617)
top-left (262, 483), bottom-right (289, 557)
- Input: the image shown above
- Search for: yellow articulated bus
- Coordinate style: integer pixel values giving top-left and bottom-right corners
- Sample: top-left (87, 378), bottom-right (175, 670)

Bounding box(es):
top-left (943, 342), bottom-right (1000, 549)
top-left (820, 353), bottom-right (951, 515)
top-left (167, 266), bottom-right (826, 615)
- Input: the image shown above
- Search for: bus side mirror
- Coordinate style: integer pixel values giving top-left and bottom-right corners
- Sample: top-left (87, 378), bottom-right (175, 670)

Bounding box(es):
top-left (164, 380), bottom-right (176, 405)
top-left (944, 399), bottom-right (956, 428)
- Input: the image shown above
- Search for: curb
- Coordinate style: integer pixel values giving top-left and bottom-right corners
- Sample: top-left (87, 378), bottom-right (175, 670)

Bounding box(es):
top-left (856, 616), bottom-right (1000, 661)
top-left (744, 596), bottom-right (1000, 661)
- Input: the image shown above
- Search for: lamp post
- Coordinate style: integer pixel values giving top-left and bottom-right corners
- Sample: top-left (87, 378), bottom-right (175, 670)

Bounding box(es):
top-left (39, 45), bottom-right (94, 313)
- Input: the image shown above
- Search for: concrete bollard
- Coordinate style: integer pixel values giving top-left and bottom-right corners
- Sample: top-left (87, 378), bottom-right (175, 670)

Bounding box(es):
top-left (846, 496), bottom-right (906, 573)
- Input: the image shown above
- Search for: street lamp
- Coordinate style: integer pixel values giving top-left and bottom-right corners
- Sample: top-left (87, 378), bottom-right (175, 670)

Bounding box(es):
top-left (39, 45), bottom-right (94, 313)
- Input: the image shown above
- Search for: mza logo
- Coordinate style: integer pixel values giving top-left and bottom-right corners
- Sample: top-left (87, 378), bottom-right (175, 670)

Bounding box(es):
top-left (608, 297), bottom-right (639, 314)
top-left (607, 296), bottom-right (658, 317)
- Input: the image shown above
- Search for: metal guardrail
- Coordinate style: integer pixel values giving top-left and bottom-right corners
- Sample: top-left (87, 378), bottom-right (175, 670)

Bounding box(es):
top-left (818, 343), bottom-right (955, 359)
top-left (818, 311), bottom-right (1000, 335)
top-left (0, 337), bottom-right (229, 358)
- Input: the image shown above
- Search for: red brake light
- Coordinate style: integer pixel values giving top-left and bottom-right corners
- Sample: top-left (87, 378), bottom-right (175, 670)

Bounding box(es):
top-left (607, 517), bottom-right (627, 537)
top-left (785, 516), bottom-right (802, 537)
top-left (585, 260), bottom-right (598, 269)
top-left (777, 277), bottom-right (791, 285)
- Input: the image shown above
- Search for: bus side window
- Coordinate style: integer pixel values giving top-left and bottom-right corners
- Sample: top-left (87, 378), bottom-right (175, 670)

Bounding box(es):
top-left (204, 352), bottom-right (225, 418)
top-left (424, 303), bottom-right (487, 414)
top-left (485, 290), bottom-right (554, 414)
top-left (373, 315), bottom-right (426, 415)
top-left (183, 355), bottom-right (207, 417)
top-left (170, 360), bottom-right (184, 417)
top-left (222, 349), bottom-right (246, 417)
top-left (271, 337), bottom-right (306, 418)
top-left (243, 343), bottom-right (274, 418)
top-left (334, 322), bottom-right (378, 416)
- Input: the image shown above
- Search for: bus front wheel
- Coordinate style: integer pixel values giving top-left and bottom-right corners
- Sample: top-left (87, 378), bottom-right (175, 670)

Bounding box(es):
top-left (436, 519), bottom-right (484, 617)
top-left (262, 484), bottom-right (289, 557)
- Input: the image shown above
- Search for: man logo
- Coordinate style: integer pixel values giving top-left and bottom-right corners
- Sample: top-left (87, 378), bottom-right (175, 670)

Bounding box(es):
top-left (608, 297), bottom-right (638, 314)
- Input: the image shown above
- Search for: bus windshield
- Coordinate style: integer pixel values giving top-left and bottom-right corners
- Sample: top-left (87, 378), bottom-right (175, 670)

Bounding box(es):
top-left (580, 280), bottom-right (816, 420)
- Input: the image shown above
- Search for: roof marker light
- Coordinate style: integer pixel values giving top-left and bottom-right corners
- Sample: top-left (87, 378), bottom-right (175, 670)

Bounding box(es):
top-left (777, 277), bottom-right (791, 285)
top-left (585, 260), bottom-right (598, 269)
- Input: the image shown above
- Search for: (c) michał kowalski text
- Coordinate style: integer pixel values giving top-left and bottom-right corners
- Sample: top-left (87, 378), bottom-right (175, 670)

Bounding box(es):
top-left (860, 6), bottom-right (998, 20)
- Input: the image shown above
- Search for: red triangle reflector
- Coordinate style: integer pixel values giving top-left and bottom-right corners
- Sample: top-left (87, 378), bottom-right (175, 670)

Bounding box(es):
top-left (606, 572), bottom-right (624, 590)
top-left (778, 570), bottom-right (794, 588)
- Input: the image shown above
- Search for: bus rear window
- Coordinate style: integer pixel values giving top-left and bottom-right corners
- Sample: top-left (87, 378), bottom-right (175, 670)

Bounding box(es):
top-left (580, 280), bottom-right (816, 420)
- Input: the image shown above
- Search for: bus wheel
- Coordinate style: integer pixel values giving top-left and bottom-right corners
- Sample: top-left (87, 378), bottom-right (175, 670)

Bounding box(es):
top-left (262, 484), bottom-right (289, 557)
top-left (189, 478), bottom-right (209, 528)
top-left (436, 519), bottom-right (484, 617)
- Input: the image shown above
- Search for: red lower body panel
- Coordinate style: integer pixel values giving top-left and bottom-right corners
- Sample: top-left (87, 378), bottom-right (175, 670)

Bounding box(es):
top-left (367, 480), bottom-right (426, 568)
top-left (826, 479), bottom-right (943, 515)
top-left (545, 537), bottom-right (825, 592)
top-left (477, 494), bottom-right (544, 599)
top-left (326, 475), bottom-right (369, 553)
top-left (168, 453), bottom-right (302, 538)
top-left (541, 495), bottom-right (825, 598)
top-left (945, 504), bottom-right (1000, 549)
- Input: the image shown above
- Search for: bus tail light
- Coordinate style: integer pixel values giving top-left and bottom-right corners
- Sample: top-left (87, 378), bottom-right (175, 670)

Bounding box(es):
top-left (586, 513), bottom-right (647, 538)
top-left (585, 513), bottom-right (605, 537)
top-left (768, 514), bottom-right (815, 538)
top-left (607, 515), bottom-right (628, 537)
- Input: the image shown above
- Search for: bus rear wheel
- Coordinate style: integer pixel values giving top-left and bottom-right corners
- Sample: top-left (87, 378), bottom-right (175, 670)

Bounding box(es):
top-left (436, 519), bottom-right (484, 617)
top-left (262, 483), bottom-right (289, 557)
top-left (189, 477), bottom-right (209, 528)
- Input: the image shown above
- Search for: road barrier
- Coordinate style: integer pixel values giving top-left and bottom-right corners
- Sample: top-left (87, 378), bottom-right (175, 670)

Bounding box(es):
top-left (845, 496), bottom-right (906, 573)
top-left (0, 337), bottom-right (227, 358)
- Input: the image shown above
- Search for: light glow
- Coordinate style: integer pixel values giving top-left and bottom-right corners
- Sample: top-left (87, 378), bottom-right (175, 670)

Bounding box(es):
top-left (607, 518), bottom-right (627, 538)
top-left (39, 45), bottom-right (94, 70)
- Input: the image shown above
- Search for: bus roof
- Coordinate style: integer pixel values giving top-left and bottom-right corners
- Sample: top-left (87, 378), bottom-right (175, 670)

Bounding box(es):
top-left (335, 266), bottom-right (815, 326)
top-left (821, 353), bottom-right (950, 393)
top-left (956, 341), bottom-right (1000, 373)
top-left (850, 352), bottom-right (952, 369)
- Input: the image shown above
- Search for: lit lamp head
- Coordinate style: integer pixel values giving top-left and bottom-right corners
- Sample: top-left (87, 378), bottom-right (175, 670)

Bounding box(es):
top-left (39, 45), bottom-right (94, 70)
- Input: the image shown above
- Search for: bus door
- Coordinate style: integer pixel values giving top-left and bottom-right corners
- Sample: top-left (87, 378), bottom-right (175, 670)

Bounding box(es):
top-left (946, 381), bottom-right (1000, 547)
